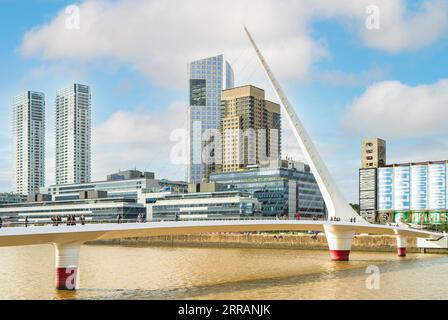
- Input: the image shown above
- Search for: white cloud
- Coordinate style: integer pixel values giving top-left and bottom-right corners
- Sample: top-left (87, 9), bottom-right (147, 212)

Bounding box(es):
top-left (92, 101), bottom-right (187, 181)
top-left (314, 66), bottom-right (388, 87)
top-left (358, 0), bottom-right (448, 53)
top-left (343, 79), bottom-right (448, 138)
top-left (389, 138), bottom-right (448, 164)
top-left (19, 0), bottom-right (448, 90)
top-left (20, 0), bottom-right (321, 90)
top-left (304, 0), bottom-right (448, 53)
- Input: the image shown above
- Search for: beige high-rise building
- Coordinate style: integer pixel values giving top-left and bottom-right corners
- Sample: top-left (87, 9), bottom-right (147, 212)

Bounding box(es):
top-left (361, 138), bottom-right (386, 168)
top-left (220, 85), bottom-right (281, 172)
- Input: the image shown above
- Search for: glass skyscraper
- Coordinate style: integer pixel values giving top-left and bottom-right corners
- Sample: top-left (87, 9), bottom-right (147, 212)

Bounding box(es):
top-left (187, 54), bottom-right (234, 183)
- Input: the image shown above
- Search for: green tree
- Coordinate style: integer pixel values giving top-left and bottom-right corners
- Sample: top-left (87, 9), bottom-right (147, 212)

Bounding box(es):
top-left (350, 203), bottom-right (360, 214)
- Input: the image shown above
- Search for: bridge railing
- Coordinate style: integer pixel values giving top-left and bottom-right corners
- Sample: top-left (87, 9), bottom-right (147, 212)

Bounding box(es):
top-left (0, 216), bottom-right (330, 229)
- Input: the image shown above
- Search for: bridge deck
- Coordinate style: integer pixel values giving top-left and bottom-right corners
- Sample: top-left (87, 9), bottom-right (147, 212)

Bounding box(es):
top-left (0, 220), bottom-right (442, 247)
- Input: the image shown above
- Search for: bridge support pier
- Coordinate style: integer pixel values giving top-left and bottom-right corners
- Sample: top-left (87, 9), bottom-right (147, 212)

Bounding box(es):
top-left (396, 236), bottom-right (407, 257)
top-left (324, 225), bottom-right (355, 261)
top-left (54, 242), bottom-right (82, 290)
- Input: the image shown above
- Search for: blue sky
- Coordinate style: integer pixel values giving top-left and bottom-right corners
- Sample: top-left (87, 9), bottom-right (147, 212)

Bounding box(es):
top-left (1, 0), bottom-right (448, 202)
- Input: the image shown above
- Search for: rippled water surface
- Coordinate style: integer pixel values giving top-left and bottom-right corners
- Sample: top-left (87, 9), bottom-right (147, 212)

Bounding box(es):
top-left (0, 244), bottom-right (447, 299)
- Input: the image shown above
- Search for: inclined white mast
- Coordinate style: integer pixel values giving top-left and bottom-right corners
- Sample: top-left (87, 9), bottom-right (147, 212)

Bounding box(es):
top-left (244, 26), bottom-right (365, 223)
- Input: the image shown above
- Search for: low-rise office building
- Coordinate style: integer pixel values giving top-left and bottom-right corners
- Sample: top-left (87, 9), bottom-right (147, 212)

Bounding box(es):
top-left (0, 193), bottom-right (27, 205)
top-left (107, 169), bottom-right (155, 181)
top-left (210, 159), bottom-right (326, 218)
top-left (0, 193), bottom-right (145, 223)
top-left (40, 170), bottom-right (187, 201)
top-left (150, 191), bottom-right (261, 221)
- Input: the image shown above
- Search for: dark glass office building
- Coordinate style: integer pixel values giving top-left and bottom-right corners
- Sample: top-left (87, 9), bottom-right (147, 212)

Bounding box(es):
top-left (210, 160), bottom-right (326, 218)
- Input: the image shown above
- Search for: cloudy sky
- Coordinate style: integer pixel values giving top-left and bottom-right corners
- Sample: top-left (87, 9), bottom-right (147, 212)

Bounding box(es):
top-left (0, 0), bottom-right (447, 202)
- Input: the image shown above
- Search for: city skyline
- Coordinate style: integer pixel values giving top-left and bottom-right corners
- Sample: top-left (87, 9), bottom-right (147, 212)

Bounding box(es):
top-left (1, 3), bottom-right (448, 302)
top-left (1, 1), bottom-right (448, 202)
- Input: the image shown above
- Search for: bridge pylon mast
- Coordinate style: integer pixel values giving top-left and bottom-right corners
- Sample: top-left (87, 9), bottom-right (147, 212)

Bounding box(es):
top-left (244, 26), bottom-right (365, 223)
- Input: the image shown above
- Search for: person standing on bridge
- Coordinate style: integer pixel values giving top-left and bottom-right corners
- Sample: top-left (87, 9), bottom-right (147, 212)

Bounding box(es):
top-left (25, 216), bottom-right (29, 228)
top-left (0, 216), bottom-right (2, 229)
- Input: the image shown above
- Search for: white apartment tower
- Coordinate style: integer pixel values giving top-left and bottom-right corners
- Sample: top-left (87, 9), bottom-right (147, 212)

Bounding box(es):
top-left (187, 54), bottom-right (234, 183)
top-left (12, 91), bottom-right (45, 195)
top-left (55, 84), bottom-right (91, 185)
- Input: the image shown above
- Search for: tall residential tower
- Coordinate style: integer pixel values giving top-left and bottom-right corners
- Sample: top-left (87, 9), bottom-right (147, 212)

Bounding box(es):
top-left (187, 54), bottom-right (234, 183)
top-left (55, 84), bottom-right (91, 185)
top-left (12, 91), bottom-right (45, 195)
top-left (220, 85), bottom-right (281, 172)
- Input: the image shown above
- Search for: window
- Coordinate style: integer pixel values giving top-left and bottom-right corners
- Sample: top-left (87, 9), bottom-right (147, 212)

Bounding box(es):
top-left (190, 79), bottom-right (206, 106)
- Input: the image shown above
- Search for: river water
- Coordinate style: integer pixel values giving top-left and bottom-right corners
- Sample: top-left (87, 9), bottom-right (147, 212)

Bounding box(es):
top-left (0, 244), bottom-right (447, 300)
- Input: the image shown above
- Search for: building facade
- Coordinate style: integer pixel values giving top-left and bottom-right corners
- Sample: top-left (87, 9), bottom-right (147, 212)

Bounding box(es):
top-left (55, 83), bottom-right (91, 185)
top-left (359, 138), bottom-right (386, 222)
top-left (187, 54), bottom-right (234, 183)
top-left (377, 161), bottom-right (448, 224)
top-left (0, 193), bottom-right (27, 205)
top-left (210, 160), bottom-right (325, 218)
top-left (40, 170), bottom-right (187, 201)
top-left (150, 191), bottom-right (261, 221)
top-left (361, 138), bottom-right (386, 169)
top-left (107, 170), bottom-right (155, 181)
top-left (220, 85), bottom-right (281, 172)
top-left (360, 160), bottom-right (448, 225)
top-left (0, 196), bottom-right (145, 222)
top-left (12, 91), bottom-right (45, 195)
top-left (359, 168), bottom-right (377, 222)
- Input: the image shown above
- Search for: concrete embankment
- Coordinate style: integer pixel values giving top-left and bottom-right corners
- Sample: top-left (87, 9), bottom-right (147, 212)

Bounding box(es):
top-left (88, 232), bottom-right (431, 253)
